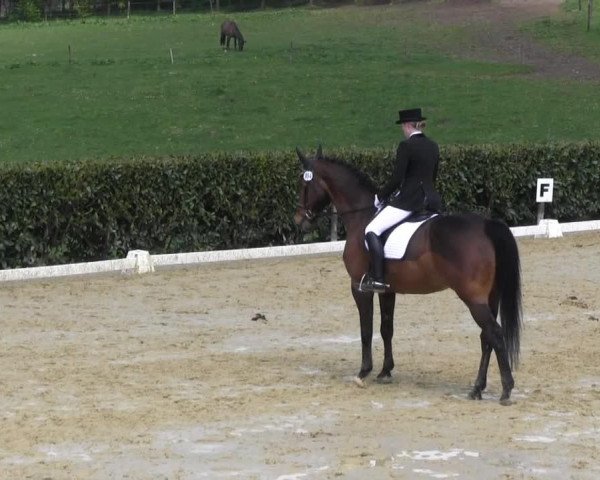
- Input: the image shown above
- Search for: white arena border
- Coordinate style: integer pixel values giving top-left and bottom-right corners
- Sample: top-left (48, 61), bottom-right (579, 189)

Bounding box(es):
top-left (0, 219), bottom-right (598, 283)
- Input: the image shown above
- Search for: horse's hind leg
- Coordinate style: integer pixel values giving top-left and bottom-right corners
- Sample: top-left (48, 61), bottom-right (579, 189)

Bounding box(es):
top-left (376, 292), bottom-right (396, 382)
top-left (470, 290), bottom-right (500, 399)
top-left (352, 285), bottom-right (374, 383)
top-left (467, 303), bottom-right (514, 405)
top-left (469, 332), bottom-right (492, 400)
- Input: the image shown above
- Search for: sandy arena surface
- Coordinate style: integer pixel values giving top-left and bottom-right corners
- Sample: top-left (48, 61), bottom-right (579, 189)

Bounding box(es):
top-left (0, 231), bottom-right (599, 479)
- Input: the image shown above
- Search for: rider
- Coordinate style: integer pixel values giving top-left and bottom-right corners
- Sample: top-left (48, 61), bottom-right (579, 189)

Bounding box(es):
top-left (361, 108), bottom-right (443, 293)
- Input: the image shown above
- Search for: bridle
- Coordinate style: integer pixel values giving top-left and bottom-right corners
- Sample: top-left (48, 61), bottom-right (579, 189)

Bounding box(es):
top-left (297, 173), bottom-right (320, 222)
top-left (297, 170), bottom-right (373, 222)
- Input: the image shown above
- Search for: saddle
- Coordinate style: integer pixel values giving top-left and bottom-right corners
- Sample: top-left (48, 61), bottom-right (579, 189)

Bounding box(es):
top-left (380, 211), bottom-right (437, 260)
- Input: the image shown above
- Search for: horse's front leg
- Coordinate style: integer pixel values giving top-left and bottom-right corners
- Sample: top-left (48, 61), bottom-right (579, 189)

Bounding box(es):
top-left (351, 285), bottom-right (374, 383)
top-left (377, 292), bottom-right (396, 382)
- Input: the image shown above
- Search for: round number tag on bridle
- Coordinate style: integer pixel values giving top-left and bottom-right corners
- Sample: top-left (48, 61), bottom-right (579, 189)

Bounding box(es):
top-left (303, 171), bottom-right (313, 182)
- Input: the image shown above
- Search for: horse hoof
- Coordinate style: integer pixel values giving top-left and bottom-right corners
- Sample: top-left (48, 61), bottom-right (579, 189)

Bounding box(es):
top-left (353, 376), bottom-right (366, 388)
top-left (468, 390), bottom-right (482, 400)
top-left (499, 397), bottom-right (513, 406)
top-left (376, 373), bottom-right (392, 384)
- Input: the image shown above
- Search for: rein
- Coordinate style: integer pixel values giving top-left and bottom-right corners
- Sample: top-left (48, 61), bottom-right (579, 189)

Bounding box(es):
top-left (336, 205), bottom-right (374, 217)
top-left (297, 198), bottom-right (373, 222)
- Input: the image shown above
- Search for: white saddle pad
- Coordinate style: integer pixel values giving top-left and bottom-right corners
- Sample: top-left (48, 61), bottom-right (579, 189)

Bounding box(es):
top-left (382, 214), bottom-right (437, 260)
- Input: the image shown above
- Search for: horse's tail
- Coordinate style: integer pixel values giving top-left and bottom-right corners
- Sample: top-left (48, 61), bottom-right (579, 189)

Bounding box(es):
top-left (220, 32), bottom-right (225, 46)
top-left (484, 218), bottom-right (522, 369)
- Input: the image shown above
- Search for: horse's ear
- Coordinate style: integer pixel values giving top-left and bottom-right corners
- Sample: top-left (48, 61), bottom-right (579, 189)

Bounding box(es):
top-left (296, 147), bottom-right (312, 170)
top-left (316, 144), bottom-right (323, 160)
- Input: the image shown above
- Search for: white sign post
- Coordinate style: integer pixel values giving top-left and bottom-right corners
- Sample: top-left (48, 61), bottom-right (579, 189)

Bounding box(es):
top-left (536, 178), bottom-right (554, 223)
top-left (535, 178), bottom-right (562, 238)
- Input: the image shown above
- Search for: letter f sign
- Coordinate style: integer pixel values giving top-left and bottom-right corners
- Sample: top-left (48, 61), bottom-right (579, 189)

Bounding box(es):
top-left (536, 178), bottom-right (554, 203)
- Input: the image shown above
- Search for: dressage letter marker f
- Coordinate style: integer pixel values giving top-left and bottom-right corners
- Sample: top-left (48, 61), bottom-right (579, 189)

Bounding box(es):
top-left (536, 178), bottom-right (554, 203)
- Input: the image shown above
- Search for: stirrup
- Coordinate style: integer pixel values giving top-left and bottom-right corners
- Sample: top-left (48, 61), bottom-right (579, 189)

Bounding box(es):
top-left (359, 274), bottom-right (390, 293)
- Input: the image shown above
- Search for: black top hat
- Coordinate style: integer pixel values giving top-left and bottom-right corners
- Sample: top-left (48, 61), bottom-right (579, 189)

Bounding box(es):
top-left (396, 108), bottom-right (426, 124)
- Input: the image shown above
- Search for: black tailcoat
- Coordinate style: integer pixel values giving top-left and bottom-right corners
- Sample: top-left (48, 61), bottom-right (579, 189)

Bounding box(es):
top-left (378, 133), bottom-right (442, 212)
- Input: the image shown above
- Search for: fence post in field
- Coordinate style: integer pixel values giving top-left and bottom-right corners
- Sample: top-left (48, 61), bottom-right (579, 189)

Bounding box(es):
top-left (127, 0), bottom-right (130, 18)
top-left (518, 43), bottom-right (523, 63)
top-left (173, 0), bottom-right (176, 14)
top-left (587, 0), bottom-right (592, 31)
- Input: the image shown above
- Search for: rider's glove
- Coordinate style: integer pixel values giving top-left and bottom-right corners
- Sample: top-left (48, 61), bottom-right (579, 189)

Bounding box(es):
top-left (374, 195), bottom-right (383, 211)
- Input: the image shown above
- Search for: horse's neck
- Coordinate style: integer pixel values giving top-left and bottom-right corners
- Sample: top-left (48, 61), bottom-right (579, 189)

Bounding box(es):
top-left (319, 165), bottom-right (373, 234)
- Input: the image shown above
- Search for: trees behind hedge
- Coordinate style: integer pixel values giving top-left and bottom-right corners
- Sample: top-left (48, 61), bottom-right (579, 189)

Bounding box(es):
top-left (1, 0), bottom-right (357, 22)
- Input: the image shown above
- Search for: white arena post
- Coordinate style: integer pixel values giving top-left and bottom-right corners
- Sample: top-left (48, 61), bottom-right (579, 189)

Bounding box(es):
top-left (535, 219), bottom-right (563, 239)
top-left (126, 250), bottom-right (155, 274)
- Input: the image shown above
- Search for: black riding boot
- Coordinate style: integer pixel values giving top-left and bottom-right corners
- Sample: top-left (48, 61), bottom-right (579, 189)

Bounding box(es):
top-left (361, 232), bottom-right (390, 293)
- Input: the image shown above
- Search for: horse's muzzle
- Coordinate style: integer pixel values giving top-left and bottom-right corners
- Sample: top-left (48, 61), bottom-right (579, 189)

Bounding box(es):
top-left (294, 209), bottom-right (316, 232)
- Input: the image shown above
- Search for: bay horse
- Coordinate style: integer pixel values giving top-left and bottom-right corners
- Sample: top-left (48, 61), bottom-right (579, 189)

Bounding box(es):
top-left (294, 147), bottom-right (522, 405)
top-left (220, 20), bottom-right (245, 51)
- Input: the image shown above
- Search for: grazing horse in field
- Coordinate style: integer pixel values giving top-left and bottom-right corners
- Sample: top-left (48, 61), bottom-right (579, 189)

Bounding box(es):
top-left (220, 20), bottom-right (245, 51)
top-left (294, 147), bottom-right (523, 405)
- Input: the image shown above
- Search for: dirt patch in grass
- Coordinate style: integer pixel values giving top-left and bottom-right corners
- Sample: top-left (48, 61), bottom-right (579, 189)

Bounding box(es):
top-left (422, 0), bottom-right (600, 81)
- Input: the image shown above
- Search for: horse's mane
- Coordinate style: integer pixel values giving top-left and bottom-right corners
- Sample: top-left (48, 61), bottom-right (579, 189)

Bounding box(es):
top-left (322, 156), bottom-right (377, 194)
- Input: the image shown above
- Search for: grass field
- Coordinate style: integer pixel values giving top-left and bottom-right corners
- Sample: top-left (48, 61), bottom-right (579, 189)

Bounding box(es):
top-left (1, 2), bottom-right (599, 163)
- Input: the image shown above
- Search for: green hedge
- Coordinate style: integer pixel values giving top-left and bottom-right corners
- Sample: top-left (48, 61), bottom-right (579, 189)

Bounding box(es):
top-left (1, 142), bottom-right (598, 269)
top-left (438, 143), bottom-right (600, 225)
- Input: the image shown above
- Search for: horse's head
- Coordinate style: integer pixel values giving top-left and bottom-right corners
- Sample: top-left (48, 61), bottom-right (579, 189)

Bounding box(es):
top-left (294, 146), bottom-right (331, 232)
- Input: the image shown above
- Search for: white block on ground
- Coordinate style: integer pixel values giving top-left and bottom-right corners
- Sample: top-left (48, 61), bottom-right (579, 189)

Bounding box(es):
top-left (126, 250), bottom-right (155, 274)
top-left (535, 219), bottom-right (563, 239)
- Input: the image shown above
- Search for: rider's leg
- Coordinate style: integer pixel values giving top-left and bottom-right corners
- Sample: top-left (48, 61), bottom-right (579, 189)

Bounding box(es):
top-left (365, 232), bottom-right (386, 286)
top-left (361, 206), bottom-right (412, 292)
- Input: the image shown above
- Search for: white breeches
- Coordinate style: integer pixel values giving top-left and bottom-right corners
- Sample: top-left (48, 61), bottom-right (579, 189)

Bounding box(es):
top-left (365, 206), bottom-right (412, 236)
